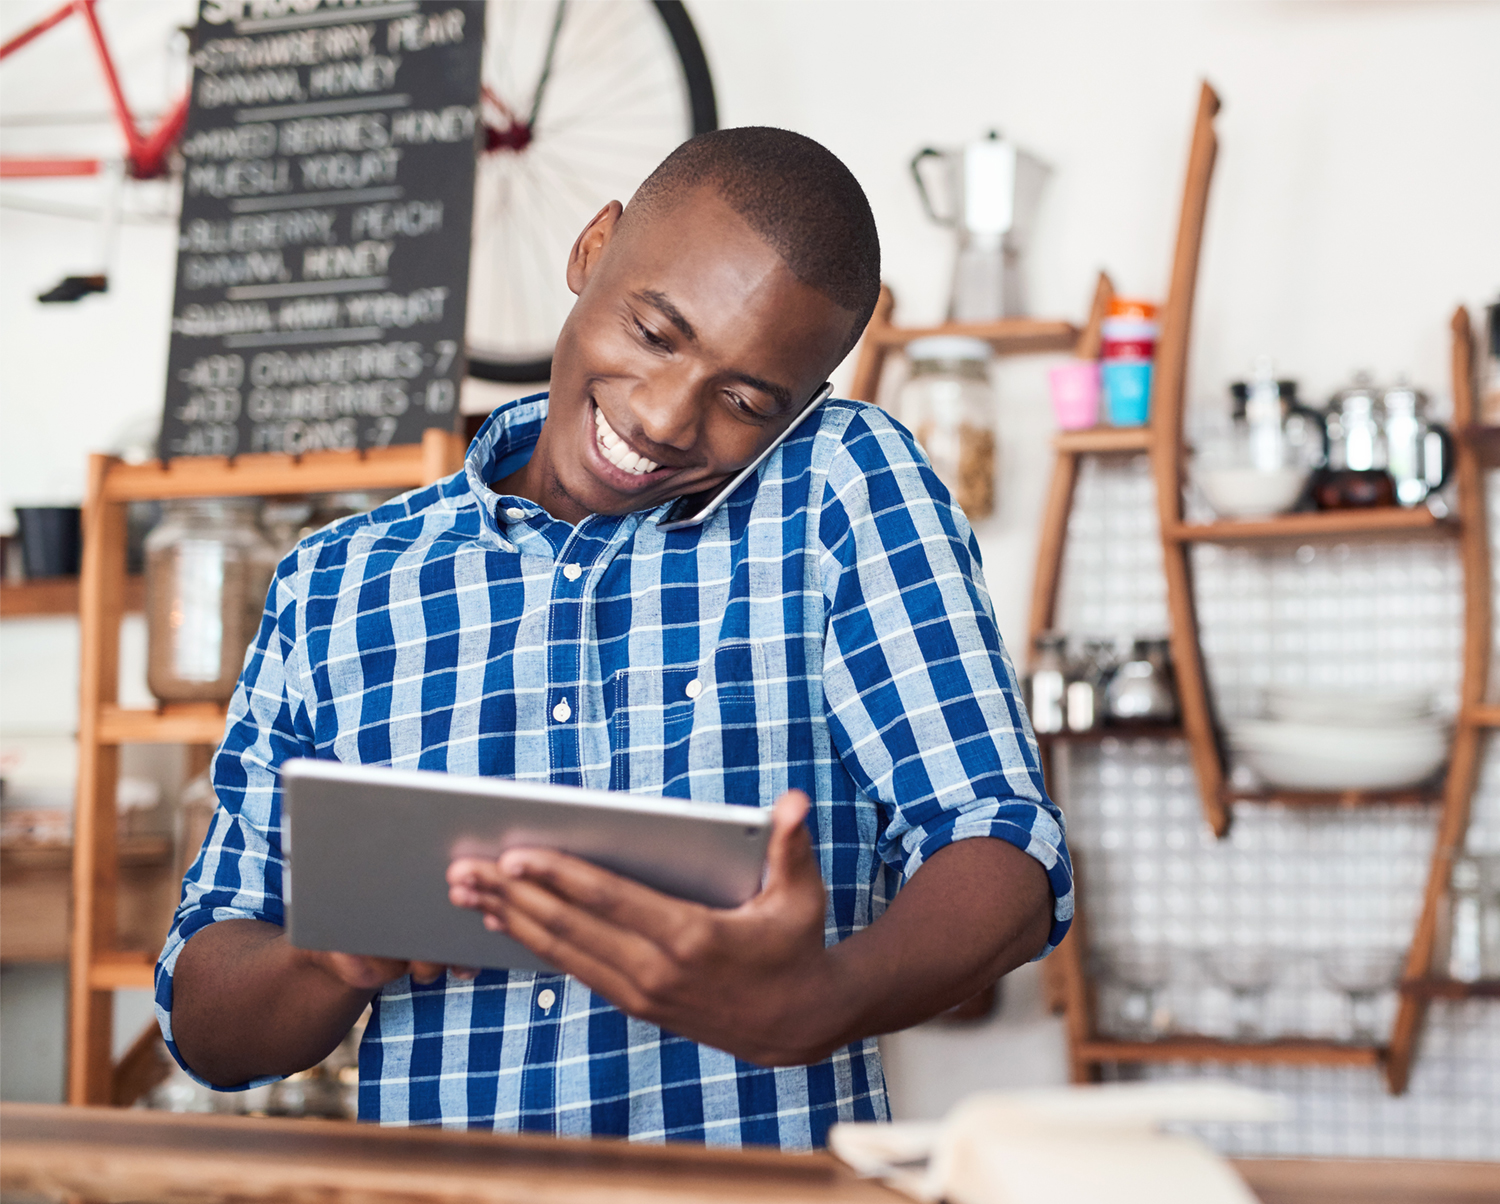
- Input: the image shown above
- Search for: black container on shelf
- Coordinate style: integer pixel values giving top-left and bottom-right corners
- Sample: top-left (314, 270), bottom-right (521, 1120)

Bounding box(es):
top-left (15, 506), bottom-right (81, 578)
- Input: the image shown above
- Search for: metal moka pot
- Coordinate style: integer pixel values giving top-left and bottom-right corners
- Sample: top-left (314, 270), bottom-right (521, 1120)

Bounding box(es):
top-left (911, 130), bottom-right (1049, 322)
top-left (1381, 378), bottom-right (1453, 507)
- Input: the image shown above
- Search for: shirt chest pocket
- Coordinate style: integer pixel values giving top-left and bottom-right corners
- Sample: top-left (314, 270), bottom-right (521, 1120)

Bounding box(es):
top-left (607, 639), bottom-right (783, 804)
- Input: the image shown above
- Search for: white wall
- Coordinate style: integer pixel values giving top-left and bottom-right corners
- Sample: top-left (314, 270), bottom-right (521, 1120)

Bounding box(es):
top-left (3, 0), bottom-right (1498, 1118)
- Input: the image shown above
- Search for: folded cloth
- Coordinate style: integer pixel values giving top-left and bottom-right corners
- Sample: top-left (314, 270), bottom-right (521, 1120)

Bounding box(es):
top-left (828, 1081), bottom-right (1284, 1204)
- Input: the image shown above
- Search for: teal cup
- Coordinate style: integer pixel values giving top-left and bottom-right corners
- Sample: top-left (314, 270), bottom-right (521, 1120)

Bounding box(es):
top-left (1103, 360), bottom-right (1153, 426)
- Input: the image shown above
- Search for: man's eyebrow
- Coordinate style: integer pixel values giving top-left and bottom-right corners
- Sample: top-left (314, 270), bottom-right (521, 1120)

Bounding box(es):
top-left (727, 371), bottom-right (793, 411)
top-left (634, 289), bottom-right (697, 342)
top-left (633, 288), bottom-right (795, 411)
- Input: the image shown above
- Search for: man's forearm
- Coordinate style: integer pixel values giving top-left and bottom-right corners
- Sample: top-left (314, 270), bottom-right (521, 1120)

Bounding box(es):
top-left (171, 919), bottom-right (375, 1087)
top-left (813, 838), bottom-right (1053, 1058)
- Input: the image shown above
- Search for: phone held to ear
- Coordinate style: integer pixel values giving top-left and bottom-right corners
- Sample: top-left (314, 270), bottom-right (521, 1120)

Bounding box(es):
top-left (658, 382), bottom-right (834, 531)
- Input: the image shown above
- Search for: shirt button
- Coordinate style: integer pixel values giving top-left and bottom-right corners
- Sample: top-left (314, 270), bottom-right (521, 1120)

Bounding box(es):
top-left (505, 506), bottom-right (525, 520)
top-left (562, 563), bottom-right (582, 581)
top-left (537, 988), bottom-right (557, 1012)
top-left (685, 678), bottom-right (703, 700)
top-left (552, 697), bottom-right (572, 723)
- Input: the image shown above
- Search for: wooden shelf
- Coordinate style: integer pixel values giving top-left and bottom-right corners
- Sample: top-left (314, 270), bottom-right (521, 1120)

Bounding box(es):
top-left (87, 951), bottom-right (157, 991)
top-left (1052, 427), bottom-right (1153, 454)
top-left (1038, 724), bottom-right (1182, 745)
top-left (1, 835), bottom-right (171, 872)
top-left (864, 315), bottom-right (1079, 356)
top-left (1225, 785), bottom-right (1441, 809)
top-left (98, 703), bottom-right (229, 745)
top-left (1, 576), bottom-right (144, 618)
top-left (1400, 977), bottom-right (1500, 1000)
top-left (2, 839), bottom-right (176, 965)
top-left (1077, 1036), bottom-right (1381, 1068)
top-left (1465, 703), bottom-right (1500, 727)
top-left (99, 430), bottom-right (464, 503)
top-left (1169, 507), bottom-right (1456, 544)
top-left (1460, 424), bottom-right (1500, 465)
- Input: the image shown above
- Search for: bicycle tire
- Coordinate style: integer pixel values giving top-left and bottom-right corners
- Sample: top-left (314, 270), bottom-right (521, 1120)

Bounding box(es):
top-left (466, 0), bottom-right (717, 386)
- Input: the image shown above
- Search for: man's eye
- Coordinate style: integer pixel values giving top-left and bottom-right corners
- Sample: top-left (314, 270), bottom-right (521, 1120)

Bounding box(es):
top-left (633, 319), bottom-right (669, 350)
top-left (726, 392), bottom-right (770, 422)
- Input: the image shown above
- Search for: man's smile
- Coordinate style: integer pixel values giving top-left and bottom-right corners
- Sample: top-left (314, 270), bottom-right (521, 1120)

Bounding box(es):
top-left (582, 399), bottom-right (682, 497)
top-left (592, 403), bottom-right (661, 475)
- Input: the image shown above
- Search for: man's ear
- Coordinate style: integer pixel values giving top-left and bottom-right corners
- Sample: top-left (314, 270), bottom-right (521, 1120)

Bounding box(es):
top-left (566, 201), bottom-right (624, 297)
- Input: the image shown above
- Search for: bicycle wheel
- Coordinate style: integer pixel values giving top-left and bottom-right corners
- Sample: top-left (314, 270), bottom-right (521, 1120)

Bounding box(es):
top-left (467, 0), bottom-right (717, 384)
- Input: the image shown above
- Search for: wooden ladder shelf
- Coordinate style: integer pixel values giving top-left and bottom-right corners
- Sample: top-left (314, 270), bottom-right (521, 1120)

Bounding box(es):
top-left (69, 429), bottom-right (467, 1106)
top-left (1025, 82), bottom-right (1495, 1091)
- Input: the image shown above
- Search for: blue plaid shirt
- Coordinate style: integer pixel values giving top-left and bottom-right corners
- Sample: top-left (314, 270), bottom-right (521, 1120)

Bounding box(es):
top-left (156, 393), bottom-right (1072, 1149)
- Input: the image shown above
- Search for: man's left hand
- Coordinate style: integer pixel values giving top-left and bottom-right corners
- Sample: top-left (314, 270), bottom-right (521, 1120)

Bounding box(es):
top-left (446, 790), bottom-right (839, 1066)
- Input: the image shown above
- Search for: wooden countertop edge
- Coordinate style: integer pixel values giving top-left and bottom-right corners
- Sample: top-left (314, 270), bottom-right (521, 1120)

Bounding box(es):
top-left (0, 1104), bottom-right (902, 1204)
top-left (4, 1106), bottom-right (1497, 1203)
top-left (1231, 1157), bottom-right (1500, 1202)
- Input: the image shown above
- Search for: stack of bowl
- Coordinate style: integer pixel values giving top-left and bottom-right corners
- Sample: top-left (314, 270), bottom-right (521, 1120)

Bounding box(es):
top-left (1228, 687), bottom-right (1449, 792)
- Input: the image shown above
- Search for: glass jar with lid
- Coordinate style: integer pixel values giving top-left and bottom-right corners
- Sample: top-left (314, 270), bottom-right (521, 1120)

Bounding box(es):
top-left (145, 498), bottom-right (278, 703)
top-left (1026, 631), bottom-right (1067, 735)
top-left (897, 336), bottom-right (997, 519)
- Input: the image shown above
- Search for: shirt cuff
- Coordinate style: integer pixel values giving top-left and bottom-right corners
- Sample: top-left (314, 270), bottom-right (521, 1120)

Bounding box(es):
top-left (906, 809), bottom-right (1075, 959)
top-left (154, 907), bottom-right (286, 1093)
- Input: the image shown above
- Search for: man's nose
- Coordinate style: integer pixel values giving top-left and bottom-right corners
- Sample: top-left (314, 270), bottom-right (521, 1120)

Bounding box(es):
top-left (632, 379), bottom-right (702, 453)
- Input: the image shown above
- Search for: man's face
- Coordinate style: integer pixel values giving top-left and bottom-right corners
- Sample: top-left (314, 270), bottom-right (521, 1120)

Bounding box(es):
top-left (504, 188), bottom-right (856, 524)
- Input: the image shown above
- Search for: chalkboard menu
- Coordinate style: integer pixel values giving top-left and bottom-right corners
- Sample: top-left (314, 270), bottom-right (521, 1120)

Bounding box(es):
top-left (159, 0), bottom-right (485, 459)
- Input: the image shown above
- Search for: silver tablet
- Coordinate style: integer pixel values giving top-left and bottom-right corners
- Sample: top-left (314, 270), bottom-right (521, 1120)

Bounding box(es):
top-left (281, 759), bottom-right (773, 973)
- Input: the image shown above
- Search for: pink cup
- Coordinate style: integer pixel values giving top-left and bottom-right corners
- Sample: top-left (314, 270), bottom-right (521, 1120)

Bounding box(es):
top-left (1049, 360), bottom-right (1101, 430)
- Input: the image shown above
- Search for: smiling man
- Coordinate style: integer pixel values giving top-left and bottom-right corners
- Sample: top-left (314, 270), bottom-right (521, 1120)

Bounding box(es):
top-left (158, 128), bottom-right (1072, 1149)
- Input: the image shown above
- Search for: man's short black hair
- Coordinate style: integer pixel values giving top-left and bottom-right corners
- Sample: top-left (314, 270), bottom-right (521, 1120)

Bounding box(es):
top-left (628, 126), bottom-right (881, 357)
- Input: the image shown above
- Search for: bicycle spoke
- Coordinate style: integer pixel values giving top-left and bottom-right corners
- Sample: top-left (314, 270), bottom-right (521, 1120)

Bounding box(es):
top-left (470, 0), bottom-right (715, 373)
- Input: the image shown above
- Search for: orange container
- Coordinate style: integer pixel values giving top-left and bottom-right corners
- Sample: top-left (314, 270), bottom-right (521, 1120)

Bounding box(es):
top-left (1107, 297), bottom-right (1159, 322)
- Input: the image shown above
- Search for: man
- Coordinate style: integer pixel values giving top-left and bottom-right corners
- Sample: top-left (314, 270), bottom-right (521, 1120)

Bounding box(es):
top-left (157, 127), bottom-right (1072, 1149)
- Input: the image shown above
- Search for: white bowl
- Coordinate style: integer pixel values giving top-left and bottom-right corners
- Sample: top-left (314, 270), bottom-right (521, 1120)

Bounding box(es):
top-left (1194, 465), bottom-right (1308, 519)
top-left (1263, 686), bottom-right (1434, 726)
top-left (1228, 718), bottom-right (1449, 792)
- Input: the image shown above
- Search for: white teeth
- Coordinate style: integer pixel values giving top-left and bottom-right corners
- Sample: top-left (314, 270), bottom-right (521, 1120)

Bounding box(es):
top-left (593, 405), bottom-right (659, 475)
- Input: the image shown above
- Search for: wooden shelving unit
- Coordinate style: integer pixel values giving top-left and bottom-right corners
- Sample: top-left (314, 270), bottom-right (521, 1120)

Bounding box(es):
top-left (1, 576), bottom-right (145, 618)
top-left (1036, 724), bottom-right (1183, 747)
top-left (1167, 507), bottom-right (1457, 545)
top-left (846, 287), bottom-right (1083, 406)
top-left (1074, 1037), bottom-right (1382, 1068)
top-left (1222, 785), bottom-right (1440, 809)
top-left (1025, 81), bottom-right (1496, 1092)
top-left (68, 428), bottom-right (467, 1107)
top-left (1400, 977), bottom-right (1500, 1001)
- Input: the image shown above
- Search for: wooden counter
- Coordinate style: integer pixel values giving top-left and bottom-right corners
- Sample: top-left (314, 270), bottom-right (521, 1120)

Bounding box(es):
top-left (0, 1104), bottom-right (902, 1204)
top-left (2, 1104), bottom-right (1496, 1204)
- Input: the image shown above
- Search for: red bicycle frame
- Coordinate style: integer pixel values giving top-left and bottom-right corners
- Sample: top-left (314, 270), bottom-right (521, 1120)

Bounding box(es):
top-left (0, 0), bottom-right (188, 180)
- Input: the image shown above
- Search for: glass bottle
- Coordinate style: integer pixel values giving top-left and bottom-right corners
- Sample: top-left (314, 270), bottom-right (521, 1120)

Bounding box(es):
top-left (1447, 856), bottom-right (1484, 983)
top-left (145, 498), bottom-right (278, 703)
top-left (1481, 301), bottom-right (1500, 426)
top-left (1027, 632), bottom-right (1067, 735)
top-left (1065, 638), bottom-right (1116, 733)
top-left (897, 336), bottom-right (997, 520)
top-left (1481, 856), bottom-right (1500, 980)
top-left (1105, 637), bottom-right (1178, 724)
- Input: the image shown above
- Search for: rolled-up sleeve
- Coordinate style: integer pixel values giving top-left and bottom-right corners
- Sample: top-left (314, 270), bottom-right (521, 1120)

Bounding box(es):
top-left (153, 555), bottom-right (315, 1085)
top-left (816, 409), bottom-right (1073, 955)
